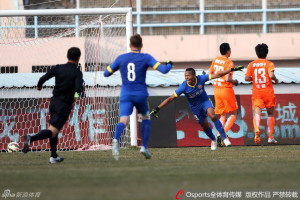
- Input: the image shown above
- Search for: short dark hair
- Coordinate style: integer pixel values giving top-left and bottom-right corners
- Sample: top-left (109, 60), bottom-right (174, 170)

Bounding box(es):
top-left (130, 34), bottom-right (143, 48)
top-left (255, 43), bottom-right (268, 58)
top-left (185, 68), bottom-right (196, 75)
top-left (67, 47), bottom-right (81, 61)
top-left (220, 43), bottom-right (230, 55)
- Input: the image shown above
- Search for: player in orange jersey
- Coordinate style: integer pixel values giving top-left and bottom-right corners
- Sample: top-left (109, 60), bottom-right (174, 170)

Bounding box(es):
top-left (209, 43), bottom-right (239, 147)
top-left (245, 43), bottom-right (279, 145)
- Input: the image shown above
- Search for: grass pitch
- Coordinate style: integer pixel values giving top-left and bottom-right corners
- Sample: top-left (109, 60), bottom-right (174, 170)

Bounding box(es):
top-left (0, 145), bottom-right (299, 200)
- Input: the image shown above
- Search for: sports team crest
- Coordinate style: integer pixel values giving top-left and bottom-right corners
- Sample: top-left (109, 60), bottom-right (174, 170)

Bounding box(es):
top-left (198, 85), bottom-right (202, 89)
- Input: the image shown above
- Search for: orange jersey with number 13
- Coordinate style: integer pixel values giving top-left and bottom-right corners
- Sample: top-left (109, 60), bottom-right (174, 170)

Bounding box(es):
top-left (245, 59), bottom-right (275, 92)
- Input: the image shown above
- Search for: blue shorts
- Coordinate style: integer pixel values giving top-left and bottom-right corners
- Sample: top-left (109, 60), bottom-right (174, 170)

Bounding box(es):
top-left (190, 99), bottom-right (213, 123)
top-left (120, 95), bottom-right (149, 117)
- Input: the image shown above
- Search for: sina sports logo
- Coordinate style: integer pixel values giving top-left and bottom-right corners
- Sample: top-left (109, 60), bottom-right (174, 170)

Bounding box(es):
top-left (175, 189), bottom-right (185, 199)
top-left (198, 85), bottom-right (202, 89)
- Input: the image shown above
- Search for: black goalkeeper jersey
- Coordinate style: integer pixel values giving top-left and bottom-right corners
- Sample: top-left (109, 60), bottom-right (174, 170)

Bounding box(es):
top-left (37, 62), bottom-right (84, 103)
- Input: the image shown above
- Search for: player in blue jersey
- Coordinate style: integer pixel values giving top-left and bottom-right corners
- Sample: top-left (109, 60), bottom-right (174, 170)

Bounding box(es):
top-left (150, 66), bottom-right (243, 150)
top-left (104, 34), bottom-right (173, 160)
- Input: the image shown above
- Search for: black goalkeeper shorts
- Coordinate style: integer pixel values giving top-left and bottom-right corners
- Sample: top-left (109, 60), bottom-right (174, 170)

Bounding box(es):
top-left (49, 97), bottom-right (73, 131)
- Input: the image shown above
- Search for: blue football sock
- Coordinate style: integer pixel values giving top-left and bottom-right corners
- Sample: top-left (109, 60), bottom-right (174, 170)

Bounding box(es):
top-left (214, 120), bottom-right (227, 140)
top-left (141, 119), bottom-right (151, 148)
top-left (204, 128), bottom-right (216, 141)
top-left (114, 123), bottom-right (125, 140)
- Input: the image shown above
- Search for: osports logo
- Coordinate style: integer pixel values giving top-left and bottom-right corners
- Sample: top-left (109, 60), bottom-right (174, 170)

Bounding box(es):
top-left (175, 189), bottom-right (185, 199)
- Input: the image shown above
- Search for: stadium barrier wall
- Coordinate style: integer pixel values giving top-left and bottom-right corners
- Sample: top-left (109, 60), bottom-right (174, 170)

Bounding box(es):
top-left (0, 94), bottom-right (299, 150)
top-left (148, 94), bottom-right (300, 147)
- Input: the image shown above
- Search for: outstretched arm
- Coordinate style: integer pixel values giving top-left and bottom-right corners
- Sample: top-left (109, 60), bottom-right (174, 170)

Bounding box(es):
top-left (37, 65), bottom-right (57, 90)
top-left (155, 61), bottom-right (173, 74)
top-left (210, 66), bottom-right (244, 80)
top-left (150, 94), bottom-right (177, 118)
top-left (148, 53), bottom-right (173, 74)
top-left (158, 94), bottom-right (177, 109)
top-left (104, 57), bottom-right (120, 77)
top-left (104, 66), bottom-right (114, 77)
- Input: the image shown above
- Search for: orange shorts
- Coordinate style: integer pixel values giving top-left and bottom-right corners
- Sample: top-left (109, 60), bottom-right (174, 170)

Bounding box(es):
top-left (252, 90), bottom-right (276, 109)
top-left (214, 87), bottom-right (238, 115)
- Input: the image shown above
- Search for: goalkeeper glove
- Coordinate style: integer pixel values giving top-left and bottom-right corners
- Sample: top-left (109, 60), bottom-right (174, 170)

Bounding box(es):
top-left (165, 61), bottom-right (174, 68)
top-left (150, 107), bottom-right (160, 118)
top-left (231, 66), bottom-right (244, 71)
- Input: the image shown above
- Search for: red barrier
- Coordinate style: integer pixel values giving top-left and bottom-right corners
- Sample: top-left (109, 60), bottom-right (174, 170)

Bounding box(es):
top-left (176, 94), bottom-right (300, 147)
top-left (1, 94), bottom-right (300, 150)
top-left (241, 94), bottom-right (300, 145)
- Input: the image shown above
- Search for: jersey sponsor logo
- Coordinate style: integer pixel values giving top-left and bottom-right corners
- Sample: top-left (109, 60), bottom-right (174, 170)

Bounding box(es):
top-left (215, 58), bottom-right (225, 65)
top-left (252, 62), bottom-right (266, 67)
top-left (187, 89), bottom-right (203, 99)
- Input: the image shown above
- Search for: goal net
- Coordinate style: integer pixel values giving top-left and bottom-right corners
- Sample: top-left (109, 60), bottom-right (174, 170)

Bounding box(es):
top-left (0, 8), bottom-right (133, 152)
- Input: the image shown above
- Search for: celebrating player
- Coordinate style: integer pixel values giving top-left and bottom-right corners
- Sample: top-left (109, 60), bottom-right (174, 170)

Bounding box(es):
top-left (150, 66), bottom-right (244, 150)
top-left (245, 43), bottom-right (278, 145)
top-left (104, 34), bottom-right (173, 160)
top-left (22, 47), bottom-right (84, 164)
top-left (208, 43), bottom-right (239, 147)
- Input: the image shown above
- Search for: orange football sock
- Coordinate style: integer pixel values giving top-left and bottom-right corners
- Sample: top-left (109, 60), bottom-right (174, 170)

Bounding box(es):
top-left (267, 117), bottom-right (275, 139)
top-left (224, 115), bottom-right (237, 132)
top-left (253, 114), bottom-right (261, 134)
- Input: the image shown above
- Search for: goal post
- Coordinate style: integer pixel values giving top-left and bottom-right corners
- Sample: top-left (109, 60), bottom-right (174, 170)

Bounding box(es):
top-left (0, 8), bottom-right (139, 152)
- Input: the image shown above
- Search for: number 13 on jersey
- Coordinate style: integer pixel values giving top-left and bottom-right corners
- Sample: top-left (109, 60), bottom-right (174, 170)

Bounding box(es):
top-left (254, 68), bottom-right (266, 88)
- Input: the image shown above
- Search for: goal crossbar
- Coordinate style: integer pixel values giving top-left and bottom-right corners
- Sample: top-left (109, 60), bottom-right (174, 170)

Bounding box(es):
top-left (0, 8), bottom-right (132, 17)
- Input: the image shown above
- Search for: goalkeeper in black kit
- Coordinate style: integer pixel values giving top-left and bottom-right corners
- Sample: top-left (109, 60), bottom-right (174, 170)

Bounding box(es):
top-left (22, 47), bottom-right (84, 164)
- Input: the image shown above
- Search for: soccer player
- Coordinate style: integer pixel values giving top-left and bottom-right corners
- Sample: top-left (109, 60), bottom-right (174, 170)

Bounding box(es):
top-left (208, 43), bottom-right (239, 147)
top-left (245, 43), bottom-right (278, 145)
top-left (104, 34), bottom-right (173, 160)
top-left (22, 47), bottom-right (84, 164)
top-left (150, 66), bottom-right (244, 150)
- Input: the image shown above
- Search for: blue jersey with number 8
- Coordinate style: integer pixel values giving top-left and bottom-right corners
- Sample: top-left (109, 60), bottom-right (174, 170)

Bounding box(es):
top-left (104, 51), bottom-right (172, 96)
